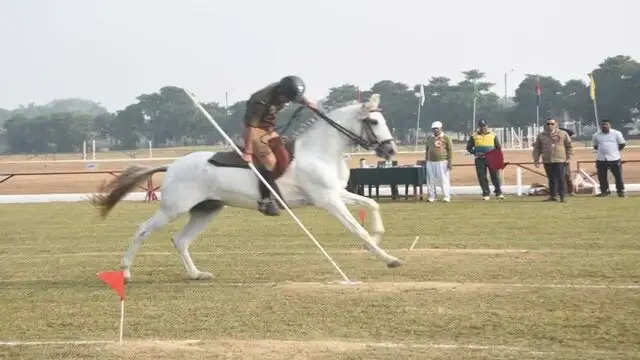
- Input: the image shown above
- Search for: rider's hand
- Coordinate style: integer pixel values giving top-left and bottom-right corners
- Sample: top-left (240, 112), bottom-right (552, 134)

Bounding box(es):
top-left (303, 99), bottom-right (318, 111)
top-left (534, 161), bottom-right (540, 168)
top-left (242, 152), bottom-right (253, 163)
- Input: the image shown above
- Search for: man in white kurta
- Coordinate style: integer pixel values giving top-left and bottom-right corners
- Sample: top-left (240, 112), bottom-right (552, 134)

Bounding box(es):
top-left (424, 121), bottom-right (453, 202)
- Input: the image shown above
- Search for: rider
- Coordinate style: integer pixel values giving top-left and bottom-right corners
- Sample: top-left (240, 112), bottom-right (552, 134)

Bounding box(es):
top-left (242, 75), bottom-right (316, 216)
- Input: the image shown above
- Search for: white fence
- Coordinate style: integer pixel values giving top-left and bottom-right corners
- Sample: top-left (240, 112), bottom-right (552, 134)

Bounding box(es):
top-left (494, 125), bottom-right (543, 150)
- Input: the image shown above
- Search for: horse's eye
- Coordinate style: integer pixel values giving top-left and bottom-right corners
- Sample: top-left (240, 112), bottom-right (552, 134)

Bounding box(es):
top-left (366, 119), bottom-right (378, 125)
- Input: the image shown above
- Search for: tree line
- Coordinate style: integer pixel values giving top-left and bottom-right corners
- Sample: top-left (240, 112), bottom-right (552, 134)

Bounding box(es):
top-left (1, 55), bottom-right (639, 154)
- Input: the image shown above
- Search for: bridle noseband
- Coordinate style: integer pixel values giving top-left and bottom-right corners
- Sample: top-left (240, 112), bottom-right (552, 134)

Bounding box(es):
top-left (308, 107), bottom-right (390, 150)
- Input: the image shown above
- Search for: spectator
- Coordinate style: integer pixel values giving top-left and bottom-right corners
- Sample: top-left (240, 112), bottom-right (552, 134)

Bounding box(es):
top-left (532, 118), bottom-right (573, 202)
top-left (424, 121), bottom-right (453, 202)
top-left (592, 119), bottom-right (626, 197)
top-left (559, 127), bottom-right (576, 195)
top-left (467, 120), bottom-right (503, 200)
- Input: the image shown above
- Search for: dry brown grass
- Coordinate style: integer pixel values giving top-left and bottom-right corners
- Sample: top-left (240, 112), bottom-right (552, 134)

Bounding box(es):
top-left (1, 147), bottom-right (640, 195)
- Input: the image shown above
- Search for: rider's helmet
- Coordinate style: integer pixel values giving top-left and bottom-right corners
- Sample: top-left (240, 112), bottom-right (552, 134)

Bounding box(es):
top-left (278, 75), bottom-right (306, 102)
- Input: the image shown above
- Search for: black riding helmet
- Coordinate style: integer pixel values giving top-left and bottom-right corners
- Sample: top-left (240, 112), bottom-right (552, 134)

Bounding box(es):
top-left (278, 75), bottom-right (306, 102)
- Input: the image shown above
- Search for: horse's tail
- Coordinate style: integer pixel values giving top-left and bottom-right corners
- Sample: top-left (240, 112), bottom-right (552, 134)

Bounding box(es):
top-left (92, 165), bottom-right (168, 218)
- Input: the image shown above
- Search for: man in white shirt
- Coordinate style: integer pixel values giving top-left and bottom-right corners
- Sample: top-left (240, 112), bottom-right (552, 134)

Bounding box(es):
top-left (592, 119), bottom-right (626, 197)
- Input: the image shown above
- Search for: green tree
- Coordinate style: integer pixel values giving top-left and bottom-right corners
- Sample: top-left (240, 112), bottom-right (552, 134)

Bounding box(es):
top-left (111, 104), bottom-right (144, 149)
top-left (510, 75), bottom-right (563, 127)
top-left (591, 55), bottom-right (640, 128)
top-left (419, 71), bottom-right (502, 135)
top-left (324, 84), bottom-right (360, 110)
top-left (559, 79), bottom-right (591, 123)
top-left (369, 80), bottom-right (416, 138)
top-left (11, 99), bottom-right (107, 119)
top-left (0, 108), bottom-right (10, 126)
top-left (4, 113), bottom-right (87, 153)
top-left (92, 112), bottom-right (115, 139)
top-left (197, 101), bottom-right (229, 144)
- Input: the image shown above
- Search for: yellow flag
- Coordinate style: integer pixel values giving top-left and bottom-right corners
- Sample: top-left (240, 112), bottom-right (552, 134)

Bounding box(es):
top-left (589, 74), bottom-right (596, 101)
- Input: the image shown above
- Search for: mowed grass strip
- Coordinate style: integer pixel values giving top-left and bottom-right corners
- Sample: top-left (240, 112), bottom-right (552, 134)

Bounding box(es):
top-left (3, 249), bottom-right (640, 286)
top-left (1, 340), bottom-right (637, 360)
top-left (1, 196), bottom-right (639, 254)
top-left (1, 281), bottom-right (639, 357)
top-left (0, 196), bottom-right (639, 359)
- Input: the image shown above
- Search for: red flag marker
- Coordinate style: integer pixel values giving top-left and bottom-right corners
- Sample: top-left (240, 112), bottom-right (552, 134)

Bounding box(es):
top-left (97, 271), bottom-right (126, 344)
top-left (98, 271), bottom-right (125, 300)
top-left (358, 209), bottom-right (366, 225)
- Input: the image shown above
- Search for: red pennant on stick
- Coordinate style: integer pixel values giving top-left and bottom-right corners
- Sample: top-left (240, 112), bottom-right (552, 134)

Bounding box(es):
top-left (485, 149), bottom-right (505, 170)
top-left (358, 209), bottom-right (366, 225)
top-left (98, 271), bottom-right (125, 300)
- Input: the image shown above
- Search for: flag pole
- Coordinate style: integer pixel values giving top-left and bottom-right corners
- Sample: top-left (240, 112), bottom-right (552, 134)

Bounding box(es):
top-left (472, 80), bottom-right (478, 133)
top-left (535, 76), bottom-right (542, 130)
top-left (589, 73), bottom-right (599, 128)
top-left (415, 84), bottom-right (425, 151)
top-left (119, 299), bottom-right (124, 344)
top-left (414, 98), bottom-right (421, 151)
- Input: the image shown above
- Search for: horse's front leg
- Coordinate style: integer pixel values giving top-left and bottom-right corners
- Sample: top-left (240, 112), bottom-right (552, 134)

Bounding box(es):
top-left (339, 190), bottom-right (385, 246)
top-left (320, 194), bottom-right (402, 268)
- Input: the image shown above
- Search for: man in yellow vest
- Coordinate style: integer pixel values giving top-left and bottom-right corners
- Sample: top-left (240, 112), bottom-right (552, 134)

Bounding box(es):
top-left (466, 120), bottom-right (503, 200)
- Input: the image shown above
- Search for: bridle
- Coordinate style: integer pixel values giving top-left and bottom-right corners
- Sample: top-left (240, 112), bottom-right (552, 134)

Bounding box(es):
top-left (307, 107), bottom-right (391, 150)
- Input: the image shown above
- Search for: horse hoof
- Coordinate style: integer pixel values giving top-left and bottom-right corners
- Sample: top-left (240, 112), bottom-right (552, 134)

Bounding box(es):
top-left (190, 271), bottom-right (213, 280)
top-left (387, 259), bottom-right (404, 268)
top-left (123, 269), bottom-right (132, 283)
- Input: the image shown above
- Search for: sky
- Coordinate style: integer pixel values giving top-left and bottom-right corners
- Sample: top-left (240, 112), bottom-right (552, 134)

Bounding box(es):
top-left (1, 0), bottom-right (639, 112)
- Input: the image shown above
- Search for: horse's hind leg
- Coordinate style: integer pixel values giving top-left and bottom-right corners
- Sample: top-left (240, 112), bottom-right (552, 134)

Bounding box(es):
top-left (121, 209), bottom-right (173, 282)
top-left (171, 200), bottom-right (224, 280)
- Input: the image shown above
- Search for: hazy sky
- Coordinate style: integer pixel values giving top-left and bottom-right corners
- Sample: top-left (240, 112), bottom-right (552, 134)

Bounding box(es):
top-left (1, 0), bottom-right (638, 111)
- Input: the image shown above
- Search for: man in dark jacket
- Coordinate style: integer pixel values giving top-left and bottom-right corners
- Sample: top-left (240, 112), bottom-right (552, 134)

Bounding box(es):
top-left (467, 120), bottom-right (503, 200)
top-left (242, 76), bottom-right (315, 215)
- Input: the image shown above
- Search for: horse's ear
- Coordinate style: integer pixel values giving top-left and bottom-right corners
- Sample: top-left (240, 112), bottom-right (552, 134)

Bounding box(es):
top-left (365, 94), bottom-right (381, 110)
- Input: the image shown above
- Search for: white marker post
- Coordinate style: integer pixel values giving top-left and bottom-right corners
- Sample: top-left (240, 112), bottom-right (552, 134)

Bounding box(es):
top-left (92, 139), bottom-right (96, 160)
top-left (185, 90), bottom-right (356, 284)
top-left (409, 236), bottom-right (420, 250)
top-left (119, 299), bottom-right (124, 344)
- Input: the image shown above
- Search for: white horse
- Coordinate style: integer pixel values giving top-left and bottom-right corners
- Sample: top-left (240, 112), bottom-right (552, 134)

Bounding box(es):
top-left (94, 94), bottom-right (403, 282)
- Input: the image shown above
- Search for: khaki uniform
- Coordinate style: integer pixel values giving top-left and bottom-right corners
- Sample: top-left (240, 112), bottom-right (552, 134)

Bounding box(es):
top-left (243, 83), bottom-right (288, 168)
top-left (532, 129), bottom-right (573, 163)
top-left (244, 83), bottom-right (286, 128)
top-left (533, 128), bottom-right (573, 200)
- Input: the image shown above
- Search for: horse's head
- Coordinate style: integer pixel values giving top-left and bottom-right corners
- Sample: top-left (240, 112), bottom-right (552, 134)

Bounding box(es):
top-left (357, 94), bottom-right (397, 160)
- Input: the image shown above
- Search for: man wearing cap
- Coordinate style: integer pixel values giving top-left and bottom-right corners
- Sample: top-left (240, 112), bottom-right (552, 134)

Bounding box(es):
top-left (532, 118), bottom-right (573, 202)
top-left (424, 121), bottom-right (453, 202)
top-left (467, 120), bottom-right (503, 200)
top-left (592, 119), bottom-right (626, 197)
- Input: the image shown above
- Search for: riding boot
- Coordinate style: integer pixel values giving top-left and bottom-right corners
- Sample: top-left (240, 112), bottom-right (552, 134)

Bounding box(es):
top-left (257, 168), bottom-right (283, 216)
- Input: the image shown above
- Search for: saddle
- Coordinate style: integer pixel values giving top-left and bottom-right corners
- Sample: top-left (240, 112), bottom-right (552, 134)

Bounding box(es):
top-left (208, 150), bottom-right (249, 169)
top-left (208, 137), bottom-right (296, 178)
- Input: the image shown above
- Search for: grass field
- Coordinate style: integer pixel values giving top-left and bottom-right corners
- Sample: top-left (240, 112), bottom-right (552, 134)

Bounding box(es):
top-left (1, 196), bottom-right (639, 359)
